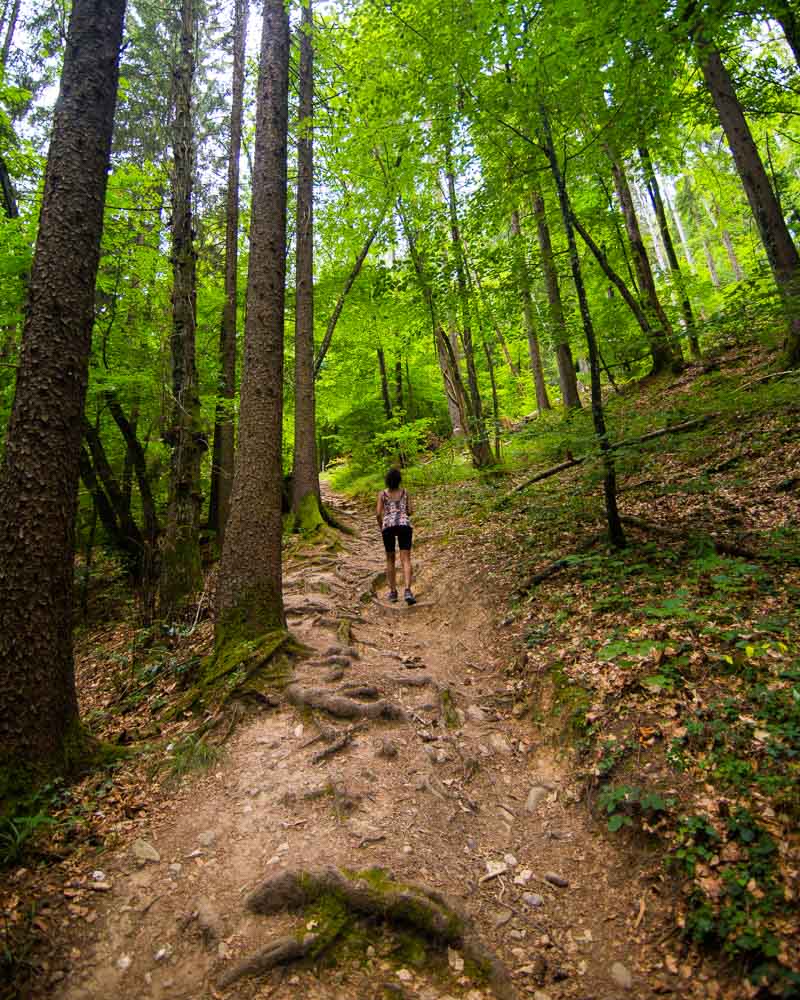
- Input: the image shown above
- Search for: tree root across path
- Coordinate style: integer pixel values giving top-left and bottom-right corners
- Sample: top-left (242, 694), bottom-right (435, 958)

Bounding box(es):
top-left (218, 867), bottom-right (518, 999)
top-left (285, 683), bottom-right (405, 720)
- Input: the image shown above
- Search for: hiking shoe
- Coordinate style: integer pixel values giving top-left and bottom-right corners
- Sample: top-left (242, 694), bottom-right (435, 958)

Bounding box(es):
top-left (404, 589), bottom-right (416, 605)
top-left (388, 589), bottom-right (398, 602)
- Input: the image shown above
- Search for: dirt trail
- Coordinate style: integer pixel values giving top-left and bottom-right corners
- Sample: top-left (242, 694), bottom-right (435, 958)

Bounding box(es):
top-left (58, 490), bottom-right (674, 1000)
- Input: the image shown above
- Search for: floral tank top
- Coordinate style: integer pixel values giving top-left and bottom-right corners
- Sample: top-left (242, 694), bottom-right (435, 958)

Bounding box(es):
top-left (382, 489), bottom-right (410, 529)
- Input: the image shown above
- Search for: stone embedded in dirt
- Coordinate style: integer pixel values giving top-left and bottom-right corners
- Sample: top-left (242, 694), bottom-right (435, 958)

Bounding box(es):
top-left (377, 738), bottom-right (399, 759)
top-left (466, 705), bottom-right (487, 722)
top-left (610, 962), bottom-right (633, 989)
top-left (481, 859), bottom-right (508, 882)
top-left (488, 732), bottom-right (512, 755)
top-left (195, 897), bottom-right (223, 947)
top-left (169, 863), bottom-right (182, 877)
top-left (503, 853), bottom-right (518, 868)
top-left (198, 830), bottom-right (217, 848)
top-left (493, 908), bottom-right (513, 929)
top-left (293, 724), bottom-right (304, 738)
top-left (525, 786), bottom-right (548, 814)
top-left (448, 947), bottom-right (465, 972)
top-left (514, 868), bottom-right (533, 885)
top-left (132, 839), bottom-right (160, 863)
top-left (116, 954), bottom-right (132, 972)
top-left (523, 893), bottom-right (544, 908)
top-left (396, 968), bottom-right (413, 982)
top-left (544, 872), bottom-right (569, 888)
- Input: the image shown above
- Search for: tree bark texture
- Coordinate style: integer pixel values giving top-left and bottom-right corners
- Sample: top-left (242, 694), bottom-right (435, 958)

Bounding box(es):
top-left (699, 42), bottom-right (800, 364)
top-left (510, 209), bottom-right (551, 412)
top-left (541, 108), bottom-right (625, 548)
top-left (394, 358), bottom-right (403, 413)
top-left (0, 0), bottom-right (126, 771)
top-left (530, 188), bottom-right (581, 409)
top-left (608, 149), bottom-right (679, 371)
top-left (216, 0), bottom-right (290, 640)
top-left (160, 0), bottom-right (204, 615)
top-left (444, 146), bottom-right (492, 467)
top-left (639, 146), bottom-right (699, 357)
top-left (291, 0), bottom-right (321, 520)
top-left (769, 0), bottom-right (800, 68)
top-left (0, 0), bottom-right (20, 67)
top-left (209, 0), bottom-right (247, 543)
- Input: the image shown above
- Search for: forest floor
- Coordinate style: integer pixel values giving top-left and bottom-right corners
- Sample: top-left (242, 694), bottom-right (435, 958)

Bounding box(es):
top-left (2, 344), bottom-right (799, 1000)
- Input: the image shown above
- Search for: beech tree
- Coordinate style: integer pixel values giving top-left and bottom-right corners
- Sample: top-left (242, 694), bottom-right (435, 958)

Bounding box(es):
top-left (0, 0), bottom-right (127, 772)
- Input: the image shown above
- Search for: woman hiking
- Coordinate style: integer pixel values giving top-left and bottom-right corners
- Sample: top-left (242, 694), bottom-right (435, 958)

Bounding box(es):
top-left (376, 467), bottom-right (416, 605)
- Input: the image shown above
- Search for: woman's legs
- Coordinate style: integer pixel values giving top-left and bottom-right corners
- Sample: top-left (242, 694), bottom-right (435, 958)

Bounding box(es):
top-left (385, 550), bottom-right (397, 593)
top-left (399, 549), bottom-right (413, 590)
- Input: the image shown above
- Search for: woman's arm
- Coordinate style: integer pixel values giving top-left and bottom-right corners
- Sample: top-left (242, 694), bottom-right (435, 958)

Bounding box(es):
top-left (376, 492), bottom-right (384, 527)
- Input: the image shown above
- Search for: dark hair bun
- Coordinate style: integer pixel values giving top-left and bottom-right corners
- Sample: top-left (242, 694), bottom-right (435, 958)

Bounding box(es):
top-left (385, 467), bottom-right (402, 489)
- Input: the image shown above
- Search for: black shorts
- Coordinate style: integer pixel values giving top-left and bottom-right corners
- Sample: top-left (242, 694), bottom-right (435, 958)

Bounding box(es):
top-left (382, 525), bottom-right (413, 553)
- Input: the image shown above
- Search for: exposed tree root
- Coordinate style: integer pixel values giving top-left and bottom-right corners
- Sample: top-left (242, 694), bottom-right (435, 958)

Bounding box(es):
top-left (310, 723), bottom-right (364, 764)
top-left (218, 933), bottom-right (320, 988)
top-left (518, 533), bottom-right (605, 592)
top-left (225, 867), bottom-right (517, 999)
top-left (320, 502), bottom-right (357, 535)
top-left (285, 683), bottom-right (405, 721)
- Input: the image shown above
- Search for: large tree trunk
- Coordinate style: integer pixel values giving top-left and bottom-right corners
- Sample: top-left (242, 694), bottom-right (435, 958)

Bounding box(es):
top-left (291, 0), bottom-right (322, 531)
top-left (609, 150), bottom-right (680, 371)
top-left (0, 0), bottom-right (126, 774)
top-left (215, 0), bottom-right (290, 642)
top-left (541, 108), bottom-right (625, 548)
top-left (530, 188), bottom-right (581, 409)
top-left (444, 144), bottom-right (493, 467)
top-left (160, 0), bottom-right (204, 615)
top-left (209, 0), bottom-right (247, 544)
top-left (698, 42), bottom-right (800, 365)
top-left (510, 209), bottom-right (551, 412)
top-left (0, 0), bottom-right (20, 66)
top-left (639, 147), bottom-right (699, 358)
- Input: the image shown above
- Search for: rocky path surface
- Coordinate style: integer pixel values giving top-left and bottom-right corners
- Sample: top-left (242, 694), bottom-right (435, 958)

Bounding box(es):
top-left (58, 490), bottom-right (674, 1000)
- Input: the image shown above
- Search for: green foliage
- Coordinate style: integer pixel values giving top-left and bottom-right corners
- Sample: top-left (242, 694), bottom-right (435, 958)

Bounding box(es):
top-left (164, 733), bottom-right (222, 781)
top-left (0, 811), bottom-right (56, 868)
top-left (597, 784), bottom-right (674, 833)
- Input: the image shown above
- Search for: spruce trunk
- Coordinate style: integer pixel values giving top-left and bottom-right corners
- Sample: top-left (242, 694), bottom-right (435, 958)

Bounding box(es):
top-left (160, 0), bottom-right (203, 615)
top-left (291, 0), bottom-right (322, 531)
top-left (0, 0), bottom-right (126, 772)
top-left (215, 0), bottom-right (290, 641)
top-left (209, 0), bottom-right (247, 543)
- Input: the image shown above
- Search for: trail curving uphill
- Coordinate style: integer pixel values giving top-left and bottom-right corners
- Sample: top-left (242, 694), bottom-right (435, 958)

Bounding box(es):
top-left (58, 488), bottom-right (670, 1000)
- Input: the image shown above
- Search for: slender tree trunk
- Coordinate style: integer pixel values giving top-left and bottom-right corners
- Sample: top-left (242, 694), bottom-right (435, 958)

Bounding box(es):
top-left (0, 0), bottom-right (126, 773)
top-left (664, 187), bottom-right (696, 271)
top-left (395, 358), bottom-right (403, 414)
top-left (484, 341), bottom-right (501, 461)
top-left (160, 0), bottom-right (203, 615)
top-left (444, 143), bottom-right (492, 467)
top-left (541, 108), bottom-right (625, 548)
top-left (209, 0), bottom-right (247, 543)
top-left (460, 231), bottom-right (520, 377)
top-left (0, 0), bottom-right (20, 66)
top-left (291, 0), bottom-right (322, 531)
top-left (639, 146), bottom-right (700, 358)
top-left (405, 358), bottom-right (414, 419)
top-left (769, 1), bottom-right (800, 68)
top-left (0, 154), bottom-right (18, 218)
top-left (698, 41), bottom-right (800, 365)
top-left (530, 187), bottom-right (581, 408)
top-left (608, 148), bottom-right (679, 372)
top-left (216, 0), bottom-right (290, 642)
top-left (377, 347), bottom-right (393, 420)
top-left (314, 204), bottom-right (386, 377)
top-left (510, 209), bottom-right (552, 412)
top-left (398, 198), bottom-right (470, 440)
top-left (720, 228), bottom-right (745, 282)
